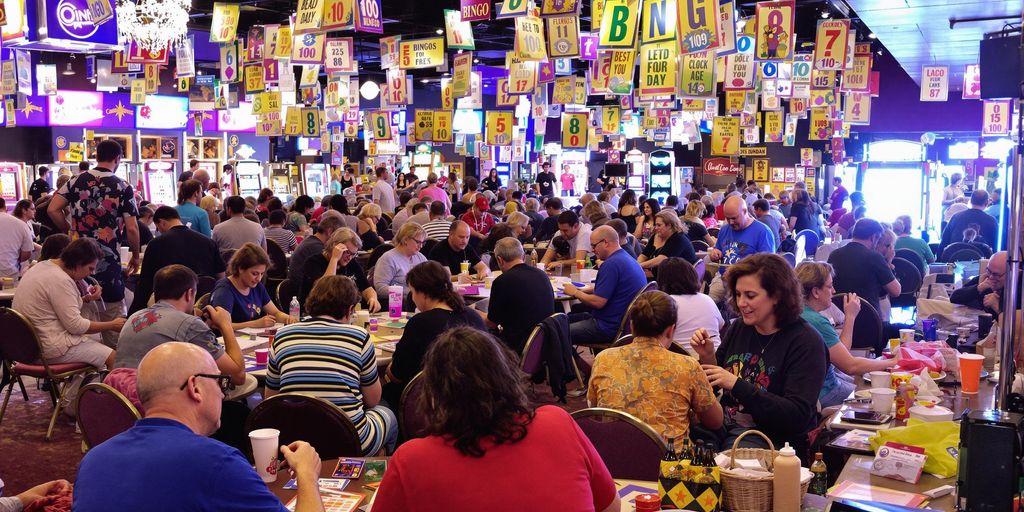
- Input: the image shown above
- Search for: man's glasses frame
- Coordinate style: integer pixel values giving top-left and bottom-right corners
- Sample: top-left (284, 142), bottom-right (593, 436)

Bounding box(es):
top-left (180, 373), bottom-right (234, 394)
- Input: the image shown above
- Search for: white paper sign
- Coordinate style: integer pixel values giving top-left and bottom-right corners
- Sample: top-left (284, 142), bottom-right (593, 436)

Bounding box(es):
top-left (920, 66), bottom-right (948, 102)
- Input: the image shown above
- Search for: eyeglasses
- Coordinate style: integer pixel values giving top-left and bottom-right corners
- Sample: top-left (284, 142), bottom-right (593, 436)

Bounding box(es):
top-left (987, 268), bottom-right (1006, 279)
top-left (412, 238), bottom-right (426, 246)
top-left (179, 373), bottom-right (233, 394)
top-left (590, 239), bottom-right (607, 250)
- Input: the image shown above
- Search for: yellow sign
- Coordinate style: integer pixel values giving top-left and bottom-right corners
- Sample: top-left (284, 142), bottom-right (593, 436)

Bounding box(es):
top-left (591, 51), bottom-right (613, 94)
top-left (486, 111), bottom-right (514, 146)
top-left (144, 64), bottom-right (159, 93)
top-left (130, 78), bottom-right (146, 104)
top-left (677, 0), bottom-right (718, 53)
top-left (177, 76), bottom-right (190, 92)
top-left (399, 37), bottom-right (446, 69)
top-left (294, 0), bottom-right (325, 34)
top-left (515, 15), bottom-right (547, 60)
top-left (452, 52), bottom-right (472, 97)
top-left (433, 110), bottom-right (453, 143)
top-left (440, 79), bottom-right (454, 109)
top-left (754, 0), bottom-right (794, 61)
top-left (284, 107), bottom-right (302, 136)
top-left (552, 76), bottom-right (574, 104)
top-left (414, 109), bottom-right (434, 142)
top-left (811, 69), bottom-right (835, 89)
top-left (561, 111), bottom-right (588, 148)
top-left (752, 158), bottom-right (769, 180)
top-left (496, 79), bottom-right (516, 106)
top-left (252, 91), bottom-right (281, 115)
top-left (679, 50), bottom-right (715, 98)
top-left (809, 88), bottom-right (836, 107)
top-left (574, 77), bottom-right (588, 105)
top-left (599, 0), bottom-right (640, 49)
top-left (638, 40), bottom-right (676, 97)
top-left (67, 142), bottom-right (83, 162)
top-left (496, 0), bottom-right (529, 18)
top-left (507, 55), bottom-right (538, 95)
top-left (983, 100), bottom-right (1012, 136)
top-left (291, 32), bottom-right (326, 64)
top-left (210, 2), bottom-right (240, 43)
top-left (300, 108), bottom-right (321, 137)
top-left (602, 106), bottom-right (621, 134)
top-left (813, 19), bottom-right (849, 71)
top-left (367, 111), bottom-right (391, 139)
top-left (764, 110), bottom-right (783, 142)
top-left (86, 0), bottom-right (113, 25)
top-left (273, 26), bottom-right (293, 58)
top-left (739, 146), bottom-right (767, 157)
top-left (444, 9), bottom-right (475, 50)
top-left (244, 65), bottom-right (264, 93)
top-left (322, 0), bottom-right (355, 31)
top-left (641, 0), bottom-right (676, 43)
top-left (840, 54), bottom-right (871, 92)
top-left (547, 16), bottom-right (580, 57)
top-left (808, 107), bottom-right (831, 140)
top-left (540, 0), bottom-right (580, 17)
top-left (711, 115), bottom-right (739, 155)
top-left (724, 90), bottom-right (745, 114)
top-left (606, 50), bottom-right (636, 95)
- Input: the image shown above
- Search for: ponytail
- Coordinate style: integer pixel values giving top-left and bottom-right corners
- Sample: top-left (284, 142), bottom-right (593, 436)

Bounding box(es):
top-left (443, 283), bottom-right (466, 314)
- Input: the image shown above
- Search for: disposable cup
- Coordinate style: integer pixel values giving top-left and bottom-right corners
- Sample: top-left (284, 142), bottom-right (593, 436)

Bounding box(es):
top-left (355, 310), bottom-right (370, 327)
top-left (899, 329), bottom-right (915, 344)
top-left (959, 353), bottom-right (985, 394)
top-left (870, 387), bottom-right (896, 414)
top-left (460, 261), bottom-right (470, 274)
top-left (118, 246), bottom-right (130, 262)
top-left (869, 371), bottom-right (891, 389)
top-left (249, 428), bottom-right (280, 483)
top-left (890, 371), bottom-right (913, 390)
top-left (254, 348), bottom-right (269, 365)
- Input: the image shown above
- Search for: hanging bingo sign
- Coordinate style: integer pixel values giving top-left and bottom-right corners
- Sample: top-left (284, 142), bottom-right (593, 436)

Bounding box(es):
top-left (41, 0), bottom-right (120, 48)
top-left (760, 61), bottom-right (778, 80)
top-left (754, 0), bottom-right (794, 61)
top-left (355, 0), bottom-right (383, 33)
top-left (791, 54), bottom-right (811, 83)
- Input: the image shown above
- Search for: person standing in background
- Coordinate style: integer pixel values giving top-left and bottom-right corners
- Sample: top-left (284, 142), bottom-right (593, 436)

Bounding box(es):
top-left (829, 176), bottom-right (849, 213)
top-left (560, 164), bottom-right (576, 197)
top-left (372, 167), bottom-right (397, 213)
top-left (29, 166), bottom-right (51, 202)
top-left (535, 162), bottom-right (556, 198)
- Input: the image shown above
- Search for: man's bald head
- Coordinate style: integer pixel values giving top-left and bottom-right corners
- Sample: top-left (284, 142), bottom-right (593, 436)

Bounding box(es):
top-left (137, 342), bottom-right (217, 408)
top-left (193, 169), bottom-right (211, 190)
top-left (988, 251), bottom-right (1008, 292)
top-left (722, 195), bottom-right (750, 231)
top-left (591, 225), bottom-right (619, 260)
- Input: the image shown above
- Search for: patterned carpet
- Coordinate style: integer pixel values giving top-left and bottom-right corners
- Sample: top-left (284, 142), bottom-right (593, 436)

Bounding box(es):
top-left (0, 374), bottom-right (589, 496)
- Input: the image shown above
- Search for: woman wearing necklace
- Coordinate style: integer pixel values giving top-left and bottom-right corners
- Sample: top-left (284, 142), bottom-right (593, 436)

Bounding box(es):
top-left (211, 243), bottom-right (297, 331)
top-left (690, 253), bottom-right (826, 457)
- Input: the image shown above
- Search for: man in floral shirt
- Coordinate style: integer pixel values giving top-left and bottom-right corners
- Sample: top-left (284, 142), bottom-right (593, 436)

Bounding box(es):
top-left (48, 140), bottom-right (139, 348)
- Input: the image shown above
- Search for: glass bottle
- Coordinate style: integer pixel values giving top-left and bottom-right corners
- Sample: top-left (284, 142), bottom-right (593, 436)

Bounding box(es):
top-left (810, 452), bottom-right (828, 495)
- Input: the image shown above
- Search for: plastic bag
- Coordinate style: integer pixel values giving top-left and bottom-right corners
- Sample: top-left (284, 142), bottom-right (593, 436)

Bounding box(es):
top-left (895, 345), bottom-right (944, 373)
top-left (902, 341), bottom-right (960, 372)
top-left (868, 420), bottom-right (960, 478)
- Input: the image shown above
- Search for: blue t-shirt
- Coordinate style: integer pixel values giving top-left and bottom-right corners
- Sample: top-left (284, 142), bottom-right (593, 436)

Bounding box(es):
top-left (592, 249), bottom-right (647, 335)
top-left (801, 305), bottom-right (841, 402)
top-left (176, 201), bottom-right (212, 237)
top-left (211, 278), bottom-right (273, 324)
top-left (74, 418), bottom-right (288, 512)
top-left (713, 220), bottom-right (775, 274)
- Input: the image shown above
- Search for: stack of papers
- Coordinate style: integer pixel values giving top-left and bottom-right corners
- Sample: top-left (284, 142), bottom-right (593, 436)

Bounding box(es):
top-left (828, 481), bottom-right (929, 507)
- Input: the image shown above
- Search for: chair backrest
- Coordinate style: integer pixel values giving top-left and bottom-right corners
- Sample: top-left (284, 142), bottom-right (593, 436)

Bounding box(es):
top-left (520, 323), bottom-right (546, 375)
top-left (939, 242), bottom-right (982, 263)
top-left (196, 275), bottom-right (218, 298)
top-left (276, 279), bottom-right (297, 311)
top-left (195, 293), bottom-right (212, 311)
top-left (571, 407), bottom-right (667, 481)
top-left (421, 238), bottom-right (438, 257)
top-left (611, 334), bottom-right (634, 348)
top-left (693, 259), bottom-right (706, 284)
top-left (781, 252), bottom-right (796, 268)
top-left (892, 257), bottom-right (923, 297)
top-left (399, 372), bottom-right (428, 440)
top-left (796, 229), bottom-right (820, 258)
top-left (76, 382), bottom-right (141, 450)
top-left (265, 238), bottom-right (289, 279)
top-left (614, 282), bottom-right (658, 341)
top-left (367, 243), bottom-right (394, 269)
top-left (707, 227), bottom-right (720, 237)
top-left (692, 240), bottom-right (710, 252)
top-left (0, 307), bottom-right (43, 366)
top-left (245, 393), bottom-right (363, 459)
top-left (894, 249), bottom-right (927, 277)
top-left (831, 293), bottom-right (884, 353)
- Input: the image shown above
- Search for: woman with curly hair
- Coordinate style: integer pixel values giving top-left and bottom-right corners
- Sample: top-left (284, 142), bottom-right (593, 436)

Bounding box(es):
top-left (690, 253), bottom-right (826, 456)
top-left (373, 327), bottom-right (620, 512)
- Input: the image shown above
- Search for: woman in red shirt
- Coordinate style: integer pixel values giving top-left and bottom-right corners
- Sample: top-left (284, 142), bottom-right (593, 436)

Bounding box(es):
top-left (372, 327), bottom-right (620, 512)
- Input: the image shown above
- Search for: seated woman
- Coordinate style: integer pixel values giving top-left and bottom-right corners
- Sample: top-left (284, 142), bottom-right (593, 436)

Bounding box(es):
top-left (373, 327), bottom-right (620, 512)
top-left (287, 194), bottom-right (314, 234)
top-left (266, 275), bottom-right (398, 456)
top-left (588, 291), bottom-right (723, 442)
top-left (372, 223), bottom-right (428, 307)
top-left (683, 200), bottom-right (716, 246)
top-left (210, 243), bottom-right (296, 331)
top-left (12, 238), bottom-right (124, 371)
top-left (383, 261), bottom-right (485, 406)
top-left (657, 257), bottom-right (724, 356)
top-left (796, 261), bottom-right (897, 408)
top-left (690, 253), bottom-right (826, 454)
top-left (893, 215), bottom-right (935, 264)
top-left (299, 227), bottom-right (381, 312)
top-left (633, 198), bottom-right (659, 245)
top-left (357, 203), bottom-right (385, 250)
top-left (638, 210), bottom-right (697, 277)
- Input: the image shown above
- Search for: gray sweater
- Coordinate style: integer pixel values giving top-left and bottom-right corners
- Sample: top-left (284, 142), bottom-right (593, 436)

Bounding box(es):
top-left (372, 248), bottom-right (426, 304)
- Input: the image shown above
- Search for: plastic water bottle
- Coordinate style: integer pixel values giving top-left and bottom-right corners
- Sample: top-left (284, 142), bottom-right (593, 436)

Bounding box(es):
top-left (289, 296), bottom-right (300, 319)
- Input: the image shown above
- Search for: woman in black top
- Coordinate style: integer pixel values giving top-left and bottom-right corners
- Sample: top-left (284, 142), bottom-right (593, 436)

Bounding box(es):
top-left (616, 189), bottom-right (639, 234)
top-left (788, 189), bottom-right (821, 238)
top-left (683, 200), bottom-right (715, 245)
top-left (481, 169), bottom-right (501, 192)
top-left (299, 227), bottom-right (381, 312)
top-left (340, 166), bottom-right (356, 190)
top-left (638, 210), bottom-right (696, 277)
top-left (383, 261), bottom-right (486, 405)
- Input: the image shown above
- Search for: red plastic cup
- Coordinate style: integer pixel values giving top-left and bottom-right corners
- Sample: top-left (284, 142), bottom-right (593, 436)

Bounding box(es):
top-left (635, 494), bottom-right (661, 512)
top-left (959, 353), bottom-right (984, 394)
top-left (254, 348), bottom-right (269, 365)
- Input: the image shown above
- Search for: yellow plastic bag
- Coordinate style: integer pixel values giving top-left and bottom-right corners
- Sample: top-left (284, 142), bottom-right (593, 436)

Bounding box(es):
top-left (868, 420), bottom-right (960, 478)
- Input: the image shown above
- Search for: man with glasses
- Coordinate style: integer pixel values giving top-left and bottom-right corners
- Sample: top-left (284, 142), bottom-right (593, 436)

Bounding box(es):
top-left (562, 225), bottom-right (646, 346)
top-left (953, 251), bottom-right (1008, 313)
top-left (74, 342), bottom-right (326, 512)
top-left (707, 195), bottom-right (775, 304)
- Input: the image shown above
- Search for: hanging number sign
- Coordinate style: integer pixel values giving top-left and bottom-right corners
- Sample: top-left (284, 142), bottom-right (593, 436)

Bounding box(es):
top-left (982, 100), bottom-right (1011, 136)
top-left (678, 0), bottom-right (719, 53)
top-left (486, 111), bottom-right (514, 146)
top-left (561, 111), bottom-right (588, 148)
top-left (813, 19), bottom-right (849, 71)
top-left (711, 115), bottom-right (739, 155)
top-left (920, 65), bottom-right (948, 102)
top-left (754, 0), bottom-right (794, 61)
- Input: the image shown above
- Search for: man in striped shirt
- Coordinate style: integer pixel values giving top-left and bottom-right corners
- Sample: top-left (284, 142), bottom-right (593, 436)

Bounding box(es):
top-left (422, 201), bottom-right (452, 241)
top-left (263, 209), bottom-right (297, 252)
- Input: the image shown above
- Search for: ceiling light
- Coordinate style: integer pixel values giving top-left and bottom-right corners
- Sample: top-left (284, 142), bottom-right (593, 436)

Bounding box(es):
top-left (457, 49), bottom-right (463, 54)
top-left (62, 62), bottom-right (75, 76)
top-left (420, 78), bottom-right (429, 84)
top-left (877, 49), bottom-right (883, 55)
top-left (360, 80), bottom-right (380, 100)
top-left (473, 58), bottom-right (479, 64)
top-left (117, 0), bottom-right (191, 51)
top-left (821, 10), bottom-right (830, 18)
top-left (868, 32), bottom-right (876, 39)
top-left (435, 29), bottom-right (444, 35)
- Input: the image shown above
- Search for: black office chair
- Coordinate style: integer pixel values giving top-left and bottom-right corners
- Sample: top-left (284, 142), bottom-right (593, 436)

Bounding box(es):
top-left (939, 242), bottom-right (982, 263)
top-left (894, 249), bottom-right (926, 278)
top-left (831, 293), bottom-right (885, 354)
top-left (891, 257), bottom-right (923, 307)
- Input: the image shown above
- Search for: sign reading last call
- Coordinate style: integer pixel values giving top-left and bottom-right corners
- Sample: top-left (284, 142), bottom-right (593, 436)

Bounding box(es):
top-left (399, 37), bottom-right (446, 69)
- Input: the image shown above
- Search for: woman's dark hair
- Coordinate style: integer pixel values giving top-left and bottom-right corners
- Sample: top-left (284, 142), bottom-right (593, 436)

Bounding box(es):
top-left (292, 195), bottom-right (314, 214)
top-left (642, 198), bottom-right (661, 218)
top-left (60, 238), bottom-right (103, 268)
top-left (482, 223), bottom-right (515, 254)
top-left (305, 275), bottom-right (360, 319)
top-left (228, 242), bottom-right (271, 276)
top-left (40, 234), bottom-right (71, 261)
top-left (724, 253), bottom-right (803, 327)
top-left (329, 193), bottom-right (349, 213)
top-left (12, 199), bottom-right (33, 219)
top-left (488, 169), bottom-right (497, 178)
top-left (256, 188), bottom-right (274, 204)
top-left (657, 257), bottom-right (700, 295)
top-left (406, 261), bottom-right (465, 313)
top-left (177, 179), bottom-right (202, 205)
top-left (629, 291), bottom-right (678, 337)
top-left (792, 189), bottom-right (810, 205)
top-left (267, 197), bottom-right (283, 212)
top-left (420, 326), bottom-right (535, 457)
top-left (619, 189), bottom-right (637, 208)
top-left (268, 209), bottom-right (287, 225)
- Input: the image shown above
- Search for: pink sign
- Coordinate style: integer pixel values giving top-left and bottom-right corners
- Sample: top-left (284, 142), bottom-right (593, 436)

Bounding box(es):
top-left (962, 64), bottom-right (980, 100)
top-left (460, 0), bottom-right (491, 22)
top-left (580, 34), bottom-right (598, 60)
top-left (48, 90), bottom-right (104, 127)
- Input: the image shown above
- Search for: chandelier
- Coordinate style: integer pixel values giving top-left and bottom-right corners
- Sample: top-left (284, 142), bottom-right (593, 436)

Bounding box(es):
top-left (116, 0), bottom-right (191, 52)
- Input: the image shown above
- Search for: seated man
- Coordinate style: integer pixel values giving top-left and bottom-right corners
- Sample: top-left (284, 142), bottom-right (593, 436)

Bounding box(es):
top-left (707, 196), bottom-right (775, 304)
top-left (484, 238), bottom-right (555, 353)
top-left (827, 218), bottom-right (900, 315)
top-left (421, 201), bottom-right (453, 240)
top-left (115, 265), bottom-right (245, 387)
top-left (952, 251), bottom-right (1007, 314)
top-left (539, 210), bottom-right (592, 271)
top-left (428, 221), bottom-right (488, 280)
top-left (606, 218), bottom-right (641, 259)
top-left (73, 343), bottom-right (325, 512)
top-left (537, 197), bottom-right (563, 241)
top-left (588, 290), bottom-right (723, 440)
top-left (562, 226), bottom-right (647, 346)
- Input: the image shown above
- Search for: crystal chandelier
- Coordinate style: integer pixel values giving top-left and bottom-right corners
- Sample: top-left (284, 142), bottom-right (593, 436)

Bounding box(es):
top-left (116, 0), bottom-right (192, 51)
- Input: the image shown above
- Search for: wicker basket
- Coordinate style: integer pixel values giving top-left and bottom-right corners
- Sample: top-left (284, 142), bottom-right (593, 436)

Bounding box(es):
top-left (719, 430), bottom-right (811, 512)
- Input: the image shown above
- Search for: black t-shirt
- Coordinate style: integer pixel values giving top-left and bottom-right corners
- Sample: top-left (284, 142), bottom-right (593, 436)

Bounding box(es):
top-left (827, 241), bottom-right (896, 313)
top-left (940, 208), bottom-right (998, 254)
top-left (789, 202), bottom-right (818, 235)
top-left (481, 176), bottom-right (501, 192)
top-left (538, 216), bottom-right (560, 241)
top-left (641, 231), bottom-right (697, 264)
top-left (299, 253), bottom-right (371, 305)
top-left (428, 240), bottom-right (481, 276)
top-left (684, 220), bottom-right (708, 243)
top-left (536, 171), bottom-right (555, 196)
top-left (341, 176), bottom-right (355, 189)
top-left (526, 211), bottom-right (544, 237)
top-left (29, 178), bottom-right (51, 202)
top-left (488, 263), bottom-right (555, 353)
top-left (128, 225), bottom-right (226, 314)
top-left (388, 308), bottom-right (486, 384)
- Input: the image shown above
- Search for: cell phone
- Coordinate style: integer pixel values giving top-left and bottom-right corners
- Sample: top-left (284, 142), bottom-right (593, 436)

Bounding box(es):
top-left (842, 411), bottom-right (891, 425)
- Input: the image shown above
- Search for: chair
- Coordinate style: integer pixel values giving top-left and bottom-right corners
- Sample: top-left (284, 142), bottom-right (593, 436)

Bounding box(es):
top-left (891, 257), bottom-right (923, 307)
top-left (521, 313), bottom-right (587, 399)
top-left (398, 372), bottom-right (428, 441)
top-left (577, 282), bottom-right (658, 353)
top-left (265, 239), bottom-right (289, 279)
top-left (795, 229), bottom-right (819, 260)
top-left (195, 293), bottom-right (211, 311)
top-left (276, 279), bottom-right (297, 311)
top-left (780, 252), bottom-right (796, 268)
top-left (76, 382), bottom-right (141, 451)
top-left (611, 334), bottom-right (634, 348)
top-left (421, 238), bottom-right (438, 257)
top-left (366, 243), bottom-right (394, 269)
top-left (692, 240), bottom-right (710, 252)
top-left (693, 259), bottom-right (706, 284)
top-left (708, 227), bottom-right (720, 237)
top-left (245, 393), bottom-right (363, 459)
top-left (0, 307), bottom-right (98, 440)
top-left (895, 249), bottom-right (927, 277)
top-left (831, 293), bottom-right (885, 354)
top-left (571, 408), bottom-right (668, 481)
top-left (939, 242), bottom-right (982, 263)
top-left (196, 275), bottom-right (217, 298)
